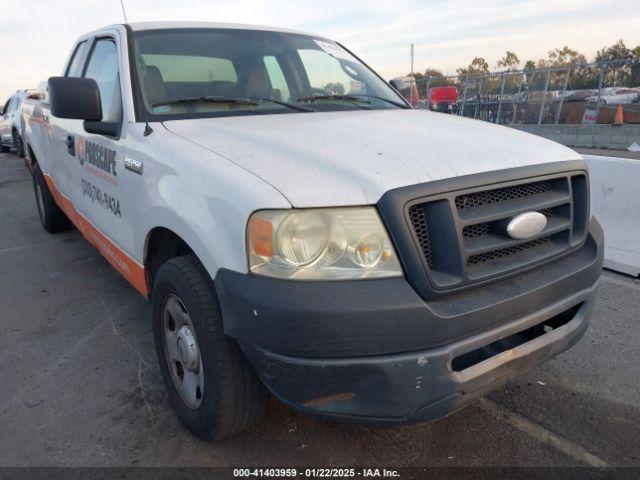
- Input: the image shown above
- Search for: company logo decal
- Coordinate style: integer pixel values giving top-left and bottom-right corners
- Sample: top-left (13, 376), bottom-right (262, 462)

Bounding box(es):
top-left (77, 137), bottom-right (117, 177)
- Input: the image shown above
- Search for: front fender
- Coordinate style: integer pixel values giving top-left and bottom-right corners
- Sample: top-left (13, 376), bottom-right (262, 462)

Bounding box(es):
top-left (131, 127), bottom-right (291, 283)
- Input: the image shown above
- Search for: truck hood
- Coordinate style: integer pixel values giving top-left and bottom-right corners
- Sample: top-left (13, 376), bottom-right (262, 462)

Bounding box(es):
top-left (164, 110), bottom-right (581, 207)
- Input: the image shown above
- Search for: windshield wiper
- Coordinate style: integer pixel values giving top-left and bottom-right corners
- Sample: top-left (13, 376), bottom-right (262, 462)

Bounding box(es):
top-left (297, 94), bottom-right (372, 106)
top-left (152, 96), bottom-right (260, 108)
top-left (152, 96), bottom-right (313, 113)
top-left (297, 94), bottom-right (409, 109)
top-left (349, 94), bottom-right (411, 109)
top-left (246, 97), bottom-right (314, 112)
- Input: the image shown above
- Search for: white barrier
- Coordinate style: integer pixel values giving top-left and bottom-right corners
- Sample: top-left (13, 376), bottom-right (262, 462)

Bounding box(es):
top-left (583, 154), bottom-right (640, 277)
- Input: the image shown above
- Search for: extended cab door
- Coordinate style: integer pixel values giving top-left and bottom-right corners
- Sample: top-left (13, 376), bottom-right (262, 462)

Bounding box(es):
top-left (62, 34), bottom-right (139, 265)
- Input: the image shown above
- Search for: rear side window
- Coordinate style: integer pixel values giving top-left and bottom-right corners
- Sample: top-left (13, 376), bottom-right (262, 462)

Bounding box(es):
top-left (83, 39), bottom-right (123, 123)
top-left (65, 41), bottom-right (88, 77)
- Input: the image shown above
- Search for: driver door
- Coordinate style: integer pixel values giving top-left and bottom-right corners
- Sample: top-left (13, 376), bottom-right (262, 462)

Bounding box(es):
top-left (64, 36), bottom-right (137, 264)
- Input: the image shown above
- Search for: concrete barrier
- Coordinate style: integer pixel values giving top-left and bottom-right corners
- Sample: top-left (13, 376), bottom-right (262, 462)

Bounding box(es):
top-left (583, 154), bottom-right (640, 277)
top-left (509, 124), bottom-right (640, 150)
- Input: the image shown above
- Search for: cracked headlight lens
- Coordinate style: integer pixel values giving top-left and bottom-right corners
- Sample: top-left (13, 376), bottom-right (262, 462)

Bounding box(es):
top-left (247, 208), bottom-right (403, 280)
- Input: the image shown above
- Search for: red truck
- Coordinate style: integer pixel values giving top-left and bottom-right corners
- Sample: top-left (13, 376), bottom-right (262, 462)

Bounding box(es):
top-left (429, 86), bottom-right (458, 113)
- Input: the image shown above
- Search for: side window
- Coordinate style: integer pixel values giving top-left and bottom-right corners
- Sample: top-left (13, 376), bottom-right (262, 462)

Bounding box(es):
top-left (65, 41), bottom-right (88, 77)
top-left (83, 39), bottom-right (122, 123)
top-left (263, 56), bottom-right (291, 102)
top-left (2, 99), bottom-right (9, 114)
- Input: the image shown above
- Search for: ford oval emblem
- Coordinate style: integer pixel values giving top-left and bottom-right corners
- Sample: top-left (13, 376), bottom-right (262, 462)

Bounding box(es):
top-left (507, 211), bottom-right (547, 239)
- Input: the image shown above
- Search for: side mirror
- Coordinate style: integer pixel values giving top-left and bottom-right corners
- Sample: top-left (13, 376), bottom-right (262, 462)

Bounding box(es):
top-left (49, 77), bottom-right (102, 121)
top-left (389, 79), bottom-right (403, 91)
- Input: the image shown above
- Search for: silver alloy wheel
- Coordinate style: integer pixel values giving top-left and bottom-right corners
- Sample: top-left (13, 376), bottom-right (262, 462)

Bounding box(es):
top-left (162, 294), bottom-right (204, 409)
top-left (35, 181), bottom-right (45, 224)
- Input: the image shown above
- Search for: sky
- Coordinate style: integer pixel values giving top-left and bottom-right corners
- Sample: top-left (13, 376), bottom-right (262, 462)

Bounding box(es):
top-left (1, 0), bottom-right (639, 101)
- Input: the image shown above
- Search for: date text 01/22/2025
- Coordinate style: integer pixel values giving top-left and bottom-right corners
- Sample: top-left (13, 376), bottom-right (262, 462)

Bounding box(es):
top-left (233, 468), bottom-right (400, 478)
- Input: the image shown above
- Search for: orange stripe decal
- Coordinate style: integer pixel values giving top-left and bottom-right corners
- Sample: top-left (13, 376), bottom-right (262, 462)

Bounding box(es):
top-left (43, 173), bottom-right (149, 297)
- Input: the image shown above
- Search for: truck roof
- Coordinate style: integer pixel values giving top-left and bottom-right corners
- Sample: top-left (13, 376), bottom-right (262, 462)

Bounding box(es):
top-left (117, 21), bottom-right (318, 37)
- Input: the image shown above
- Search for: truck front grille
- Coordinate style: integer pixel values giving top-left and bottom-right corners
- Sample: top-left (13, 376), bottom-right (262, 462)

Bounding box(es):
top-left (407, 202), bottom-right (435, 268)
top-left (455, 180), bottom-right (553, 210)
top-left (405, 172), bottom-right (589, 290)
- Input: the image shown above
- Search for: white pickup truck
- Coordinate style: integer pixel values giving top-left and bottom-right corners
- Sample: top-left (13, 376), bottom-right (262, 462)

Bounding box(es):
top-left (23, 22), bottom-right (603, 441)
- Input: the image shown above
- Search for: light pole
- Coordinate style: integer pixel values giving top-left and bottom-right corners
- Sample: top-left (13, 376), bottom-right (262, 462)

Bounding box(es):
top-left (410, 43), bottom-right (415, 78)
top-left (410, 43), bottom-right (416, 105)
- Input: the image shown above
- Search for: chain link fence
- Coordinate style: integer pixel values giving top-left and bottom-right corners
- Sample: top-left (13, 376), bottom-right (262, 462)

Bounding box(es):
top-left (411, 59), bottom-right (640, 124)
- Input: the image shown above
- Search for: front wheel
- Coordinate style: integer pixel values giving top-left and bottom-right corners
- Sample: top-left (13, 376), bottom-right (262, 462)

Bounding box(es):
top-left (152, 255), bottom-right (267, 440)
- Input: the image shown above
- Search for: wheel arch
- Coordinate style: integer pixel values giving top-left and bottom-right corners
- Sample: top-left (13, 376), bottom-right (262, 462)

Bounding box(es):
top-left (138, 202), bottom-right (251, 297)
top-left (144, 227), bottom-right (197, 290)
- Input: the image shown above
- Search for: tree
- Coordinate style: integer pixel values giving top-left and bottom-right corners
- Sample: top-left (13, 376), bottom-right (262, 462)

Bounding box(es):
top-left (524, 60), bottom-right (536, 70)
top-left (538, 46), bottom-right (587, 68)
top-left (457, 57), bottom-right (490, 78)
top-left (410, 68), bottom-right (451, 97)
top-left (496, 51), bottom-right (520, 70)
top-left (423, 68), bottom-right (445, 79)
top-left (535, 46), bottom-right (590, 89)
top-left (595, 40), bottom-right (639, 87)
top-left (595, 39), bottom-right (633, 63)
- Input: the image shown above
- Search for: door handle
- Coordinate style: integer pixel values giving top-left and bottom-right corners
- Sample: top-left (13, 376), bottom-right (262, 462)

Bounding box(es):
top-left (65, 135), bottom-right (75, 156)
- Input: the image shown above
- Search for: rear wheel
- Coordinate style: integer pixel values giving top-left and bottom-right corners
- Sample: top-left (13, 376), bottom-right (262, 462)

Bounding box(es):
top-left (152, 255), bottom-right (267, 440)
top-left (12, 130), bottom-right (25, 157)
top-left (33, 164), bottom-right (71, 233)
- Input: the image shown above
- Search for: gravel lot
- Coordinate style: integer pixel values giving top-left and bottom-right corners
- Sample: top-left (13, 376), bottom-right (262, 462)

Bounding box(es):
top-left (1, 151), bottom-right (639, 469)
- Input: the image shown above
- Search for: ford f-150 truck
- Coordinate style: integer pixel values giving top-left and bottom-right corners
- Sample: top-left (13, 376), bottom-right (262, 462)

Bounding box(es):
top-left (23, 22), bottom-right (603, 441)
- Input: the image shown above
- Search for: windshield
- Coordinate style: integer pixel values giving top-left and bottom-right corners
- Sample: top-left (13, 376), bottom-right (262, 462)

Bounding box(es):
top-left (132, 28), bottom-right (409, 120)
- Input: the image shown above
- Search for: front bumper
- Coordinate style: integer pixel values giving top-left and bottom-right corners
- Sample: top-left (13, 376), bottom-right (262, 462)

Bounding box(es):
top-left (215, 219), bottom-right (603, 425)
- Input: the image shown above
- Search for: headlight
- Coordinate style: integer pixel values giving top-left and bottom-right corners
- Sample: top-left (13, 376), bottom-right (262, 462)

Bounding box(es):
top-left (247, 208), bottom-right (403, 280)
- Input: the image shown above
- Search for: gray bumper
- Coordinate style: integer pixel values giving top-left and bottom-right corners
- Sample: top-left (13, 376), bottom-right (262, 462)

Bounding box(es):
top-left (216, 219), bottom-right (603, 424)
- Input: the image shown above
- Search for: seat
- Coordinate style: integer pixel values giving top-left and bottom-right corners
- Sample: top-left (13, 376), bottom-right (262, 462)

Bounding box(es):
top-left (244, 66), bottom-right (274, 99)
top-left (143, 66), bottom-right (167, 107)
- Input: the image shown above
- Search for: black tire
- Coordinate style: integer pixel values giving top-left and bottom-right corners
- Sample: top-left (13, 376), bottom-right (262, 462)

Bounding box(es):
top-left (0, 143), bottom-right (9, 153)
top-left (12, 130), bottom-right (25, 158)
top-left (152, 255), bottom-right (267, 440)
top-left (33, 164), bottom-right (71, 233)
